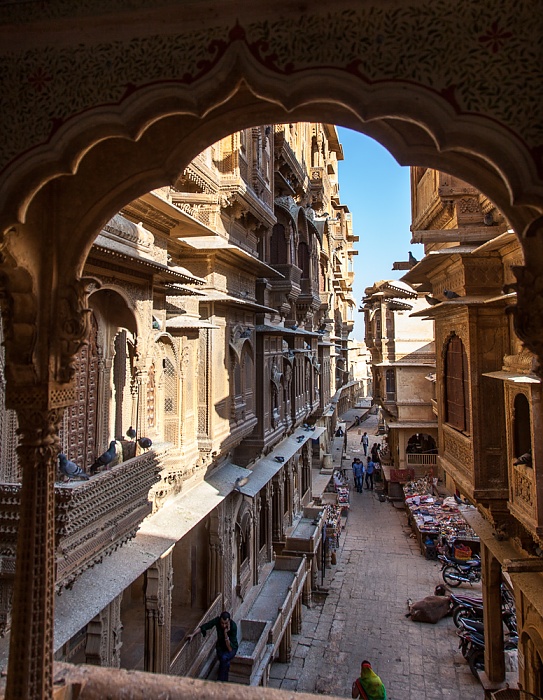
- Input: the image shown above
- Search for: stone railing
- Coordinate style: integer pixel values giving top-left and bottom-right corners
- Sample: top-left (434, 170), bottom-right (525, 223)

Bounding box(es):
top-left (268, 556), bottom-right (307, 647)
top-left (169, 594), bottom-right (223, 677)
top-left (54, 450), bottom-right (161, 590)
top-left (271, 263), bottom-right (302, 286)
top-left (406, 453), bottom-right (438, 467)
top-left (0, 662), bottom-right (344, 700)
top-left (509, 462), bottom-right (540, 538)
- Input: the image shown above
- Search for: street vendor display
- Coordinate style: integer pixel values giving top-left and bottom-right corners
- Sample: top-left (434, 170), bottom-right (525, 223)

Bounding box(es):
top-left (403, 478), bottom-right (479, 559)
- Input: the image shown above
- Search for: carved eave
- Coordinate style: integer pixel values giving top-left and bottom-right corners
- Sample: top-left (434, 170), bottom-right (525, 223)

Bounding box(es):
top-left (174, 159), bottom-right (218, 195)
top-left (502, 558), bottom-right (543, 573)
top-left (411, 227), bottom-right (506, 244)
top-left (220, 187), bottom-right (275, 231)
top-left (89, 245), bottom-right (205, 285)
top-left (125, 191), bottom-right (220, 239)
top-left (177, 236), bottom-right (283, 280)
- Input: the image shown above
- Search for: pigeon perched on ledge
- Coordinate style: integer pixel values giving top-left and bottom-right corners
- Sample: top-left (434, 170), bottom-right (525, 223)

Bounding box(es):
top-left (90, 440), bottom-right (118, 475)
top-left (58, 453), bottom-right (89, 481)
top-left (137, 437), bottom-right (153, 450)
top-left (443, 289), bottom-right (461, 299)
top-left (514, 452), bottom-right (532, 467)
top-left (126, 426), bottom-right (136, 440)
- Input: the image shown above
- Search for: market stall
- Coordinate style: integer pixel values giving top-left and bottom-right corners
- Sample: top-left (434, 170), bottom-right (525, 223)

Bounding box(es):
top-left (403, 478), bottom-right (479, 559)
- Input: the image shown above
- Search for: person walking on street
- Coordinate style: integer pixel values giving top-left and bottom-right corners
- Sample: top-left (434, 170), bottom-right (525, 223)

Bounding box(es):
top-left (188, 610), bottom-right (238, 681)
top-left (361, 432), bottom-right (369, 456)
top-left (352, 660), bottom-right (387, 700)
top-left (353, 459), bottom-right (364, 493)
top-left (352, 457), bottom-right (360, 486)
top-left (365, 458), bottom-right (375, 490)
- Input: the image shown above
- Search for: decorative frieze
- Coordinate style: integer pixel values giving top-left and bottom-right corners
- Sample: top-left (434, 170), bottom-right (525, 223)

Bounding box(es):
top-left (443, 427), bottom-right (473, 478)
top-left (512, 466), bottom-right (535, 512)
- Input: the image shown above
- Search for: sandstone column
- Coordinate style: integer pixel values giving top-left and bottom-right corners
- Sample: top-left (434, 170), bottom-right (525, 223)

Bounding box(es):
top-left (481, 543), bottom-right (505, 682)
top-left (144, 549), bottom-right (173, 674)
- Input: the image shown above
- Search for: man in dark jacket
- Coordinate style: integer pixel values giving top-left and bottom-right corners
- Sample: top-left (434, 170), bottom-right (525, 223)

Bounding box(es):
top-left (188, 610), bottom-right (238, 681)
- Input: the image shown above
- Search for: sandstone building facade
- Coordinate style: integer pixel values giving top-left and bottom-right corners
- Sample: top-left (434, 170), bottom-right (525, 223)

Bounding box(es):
top-left (403, 168), bottom-right (543, 695)
top-left (0, 123), bottom-right (358, 686)
top-left (361, 280), bottom-right (437, 494)
top-left (0, 1), bottom-right (541, 698)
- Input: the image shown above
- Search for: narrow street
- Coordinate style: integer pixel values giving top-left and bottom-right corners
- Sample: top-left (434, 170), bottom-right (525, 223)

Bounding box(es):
top-left (269, 408), bottom-right (483, 700)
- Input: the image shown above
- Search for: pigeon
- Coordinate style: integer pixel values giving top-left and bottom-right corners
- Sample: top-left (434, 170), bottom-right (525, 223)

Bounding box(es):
top-left (234, 476), bottom-right (250, 491)
top-left (408, 251), bottom-right (418, 265)
top-left (425, 294), bottom-right (441, 306)
top-left (90, 440), bottom-right (118, 475)
top-left (443, 289), bottom-right (460, 299)
top-left (514, 452), bottom-right (532, 467)
top-left (137, 437), bottom-right (153, 450)
top-left (126, 426), bottom-right (136, 440)
top-left (58, 453), bottom-right (89, 481)
top-left (296, 435), bottom-right (305, 442)
top-left (274, 456), bottom-right (285, 463)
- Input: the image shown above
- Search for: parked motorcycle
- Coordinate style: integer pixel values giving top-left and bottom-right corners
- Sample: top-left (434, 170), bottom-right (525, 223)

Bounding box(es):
top-left (450, 584), bottom-right (516, 627)
top-left (438, 553), bottom-right (482, 587)
top-left (457, 616), bottom-right (518, 678)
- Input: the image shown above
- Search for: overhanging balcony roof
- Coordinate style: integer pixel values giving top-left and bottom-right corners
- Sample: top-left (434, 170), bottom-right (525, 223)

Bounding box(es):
top-left (166, 316), bottom-right (219, 330)
top-left (482, 370), bottom-right (540, 384)
top-left (238, 427), bottom-right (326, 498)
top-left (178, 236), bottom-right (283, 279)
top-left (200, 289), bottom-right (276, 313)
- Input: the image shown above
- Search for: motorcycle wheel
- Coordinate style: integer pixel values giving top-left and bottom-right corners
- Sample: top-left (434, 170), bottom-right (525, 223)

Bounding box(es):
top-left (468, 648), bottom-right (485, 678)
top-left (459, 638), bottom-right (471, 659)
top-left (453, 606), bottom-right (476, 627)
top-left (443, 565), bottom-right (462, 587)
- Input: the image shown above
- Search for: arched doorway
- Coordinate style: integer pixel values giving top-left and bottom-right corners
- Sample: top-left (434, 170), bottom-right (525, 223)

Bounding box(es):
top-left (1, 5), bottom-right (543, 699)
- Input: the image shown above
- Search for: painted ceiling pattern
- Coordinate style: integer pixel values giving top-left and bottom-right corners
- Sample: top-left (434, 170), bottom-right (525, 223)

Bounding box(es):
top-left (0, 0), bottom-right (541, 175)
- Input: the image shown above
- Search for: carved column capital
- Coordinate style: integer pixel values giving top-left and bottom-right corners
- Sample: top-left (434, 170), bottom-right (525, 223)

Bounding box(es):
top-left (54, 277), bottom-right (100, 384)
top-left (511, 265), bottom-right (543, 377)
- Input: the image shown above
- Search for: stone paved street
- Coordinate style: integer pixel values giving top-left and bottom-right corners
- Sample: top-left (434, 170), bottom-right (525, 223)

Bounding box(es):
top-left (269, 408), bottom-right (484, 700)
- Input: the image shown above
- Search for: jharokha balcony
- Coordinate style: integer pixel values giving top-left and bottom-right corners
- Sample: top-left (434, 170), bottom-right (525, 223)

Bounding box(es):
top-left (0, 450), bottom-right (161, 635)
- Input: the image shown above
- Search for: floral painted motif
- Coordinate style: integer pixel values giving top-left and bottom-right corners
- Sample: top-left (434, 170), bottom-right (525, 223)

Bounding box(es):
top-left (478, 21), bottom-right (514, 53)
top-left (0, 0), bottom-right (541, 175)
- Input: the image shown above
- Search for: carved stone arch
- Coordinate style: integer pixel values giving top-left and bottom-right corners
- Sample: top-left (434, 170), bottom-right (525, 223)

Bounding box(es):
top-left (88, 284), bottom-right (140, 339)
top-left (153, 331), bottom-right (180, 367)
top-left (229, 325), bottom-right (254, 365)
top-left (512, 391), bottom-right (532, 459)
top-left (234, 499), bottom-right (253, 600)
top-left (3, 6), bottom-right (543, 695)
top-left (521, 605), bottom-right (543, 694)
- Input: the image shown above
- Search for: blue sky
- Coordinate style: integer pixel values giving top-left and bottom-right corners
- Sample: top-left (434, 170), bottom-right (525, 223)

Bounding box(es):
top-left (336, 126), bottom-right (419, 340)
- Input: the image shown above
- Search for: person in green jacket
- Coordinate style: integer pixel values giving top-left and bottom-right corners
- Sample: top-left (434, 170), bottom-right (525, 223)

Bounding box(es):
top-left (188, 611), bottom-right (238, 681)
top-left (352, 660), bottom-right (387, 700)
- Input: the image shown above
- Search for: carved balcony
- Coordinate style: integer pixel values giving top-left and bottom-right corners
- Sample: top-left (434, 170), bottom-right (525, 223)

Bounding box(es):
top-left (268, 264), bottom-right (302, 307)
top-left (55, 451), bottom-right (161, 590)
top-left (0, 451), bottom-right (161, 597)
